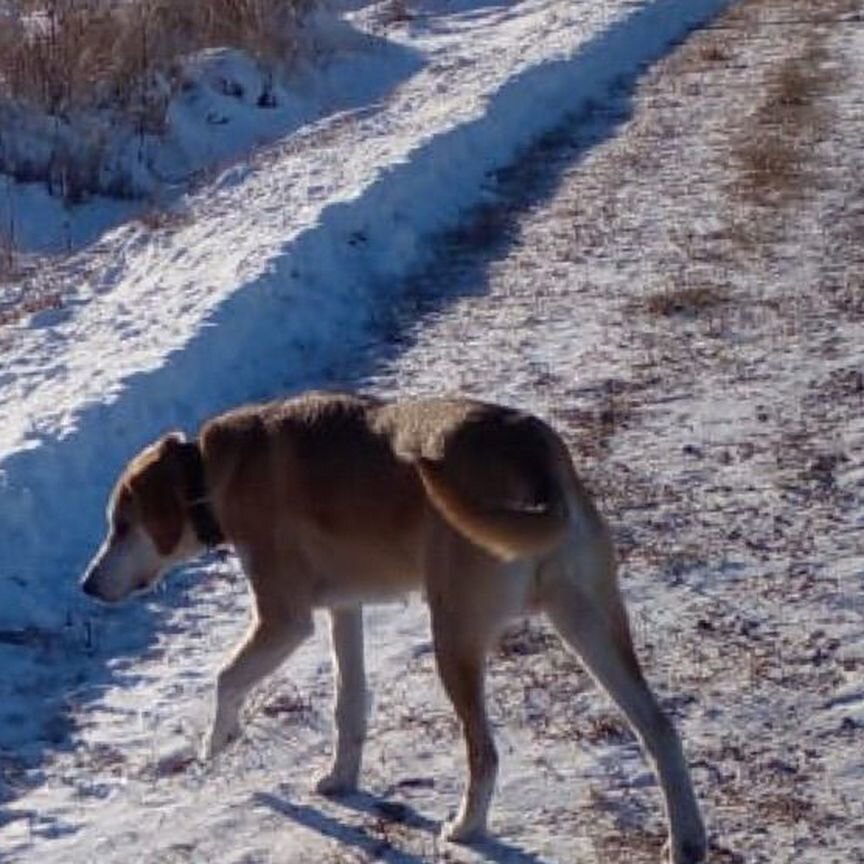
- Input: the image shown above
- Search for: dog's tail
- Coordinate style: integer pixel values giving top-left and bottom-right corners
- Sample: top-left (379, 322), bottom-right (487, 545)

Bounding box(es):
top-left (415, 457), bottom-right (569, 561)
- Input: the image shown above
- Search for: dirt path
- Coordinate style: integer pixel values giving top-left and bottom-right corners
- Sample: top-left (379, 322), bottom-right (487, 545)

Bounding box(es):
top-left (4, 2), bottom-right (862, 862)
top-left (361, 1), bottom-right (864, 860)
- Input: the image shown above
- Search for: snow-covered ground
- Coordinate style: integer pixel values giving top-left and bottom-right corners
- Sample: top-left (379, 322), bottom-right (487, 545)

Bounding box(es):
top-left (0, 10), bottom-right (422, 253)
top-left (2, 0), bottom-right (863, 861)
top-left (0, 0), bottom-right (732, 627)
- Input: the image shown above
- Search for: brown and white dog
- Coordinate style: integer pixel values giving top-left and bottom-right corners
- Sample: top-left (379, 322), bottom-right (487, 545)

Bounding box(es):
top-left (82, 391), bottom-right (706, 863)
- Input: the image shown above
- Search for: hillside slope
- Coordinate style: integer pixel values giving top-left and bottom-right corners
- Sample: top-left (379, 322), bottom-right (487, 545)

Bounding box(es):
top-left (2, 1), bottom-right (862, 863)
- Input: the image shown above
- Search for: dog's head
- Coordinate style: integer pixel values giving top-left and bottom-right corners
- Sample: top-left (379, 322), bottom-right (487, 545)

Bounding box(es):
top-left (81, 432), bottom-right (207, 603)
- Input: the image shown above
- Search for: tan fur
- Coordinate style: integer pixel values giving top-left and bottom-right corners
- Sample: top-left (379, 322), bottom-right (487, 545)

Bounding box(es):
top-left (414, 457), bottom-right (567, 560)
top-left (124, 433), bottom-right (187, 554)
top-left (82, 392), bottom-right (706, 864)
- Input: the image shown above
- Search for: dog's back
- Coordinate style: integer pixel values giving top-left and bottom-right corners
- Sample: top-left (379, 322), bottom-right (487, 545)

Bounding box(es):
top-left (197, 393), bottom-right (580, 597)
top-left (206, 393), bottom-right (576, 545)
top-left (372, 397), bottom-right (577, 560)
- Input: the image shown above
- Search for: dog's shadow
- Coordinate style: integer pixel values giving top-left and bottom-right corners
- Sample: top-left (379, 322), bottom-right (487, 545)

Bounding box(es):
top-left (252, 787), bottom-right (553, 864)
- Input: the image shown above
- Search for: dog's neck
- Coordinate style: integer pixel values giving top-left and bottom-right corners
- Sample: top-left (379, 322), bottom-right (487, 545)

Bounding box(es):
top-left (178, 440), bottom-right (226, 549)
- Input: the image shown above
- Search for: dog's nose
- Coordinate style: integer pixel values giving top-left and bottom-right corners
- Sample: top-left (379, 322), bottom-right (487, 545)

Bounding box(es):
top-left (81, 570), bottom-right (100, 598)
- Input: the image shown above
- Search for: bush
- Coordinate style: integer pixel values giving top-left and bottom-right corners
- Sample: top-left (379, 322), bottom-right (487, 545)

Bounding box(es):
top-left (0, 0), bottom-right (315, 115)
top-left (0, 0), bottom-right (317, 201)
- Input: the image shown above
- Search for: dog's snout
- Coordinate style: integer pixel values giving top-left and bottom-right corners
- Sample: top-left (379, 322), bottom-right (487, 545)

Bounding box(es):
top-left (81, 568), bottom-right (101, 598)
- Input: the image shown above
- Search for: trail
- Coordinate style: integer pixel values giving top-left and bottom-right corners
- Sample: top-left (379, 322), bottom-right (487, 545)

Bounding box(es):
top-left (2, 1), bottom-right (862, 862)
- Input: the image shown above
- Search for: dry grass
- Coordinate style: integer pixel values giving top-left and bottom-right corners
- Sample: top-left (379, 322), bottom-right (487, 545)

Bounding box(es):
top-left (731, 42), bottom-right (834, 206)
top-left (0, 226), bottom-right (16, 280)
top-left (0, 288), bottom-right (63, 325)
top-left (381, 0), bottom-right (413, 26)
top-left (0, 0), bottom-right (318, 202)
top-left (136, 204), bottom-right (194, 233)
top-left (641, 284), bottom-right (728, 319)
top-left (0, 0), bottom-right (315, 115)
top-left (698, 41), bottom-right (732, 65)
top-left (497, 619), bottom-right (562, 658)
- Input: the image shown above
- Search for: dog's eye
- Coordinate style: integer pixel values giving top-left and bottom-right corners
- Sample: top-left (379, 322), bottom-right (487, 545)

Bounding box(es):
top-left (114, 519), bottom-right (131, 540)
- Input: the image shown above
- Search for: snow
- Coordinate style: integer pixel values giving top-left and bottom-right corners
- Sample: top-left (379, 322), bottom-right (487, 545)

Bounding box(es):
top-left (3, 0), bottom-right (863, 862)
top-left (0, 10), bottom-right (419, 251)
top-left (0, 0), bottom-right (731, 630)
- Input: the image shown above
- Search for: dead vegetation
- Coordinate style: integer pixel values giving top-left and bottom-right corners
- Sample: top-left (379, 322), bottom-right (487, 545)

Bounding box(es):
top-left (135, 204), bottom-right (194, 233)
top-left (0, 0), bottom-right (318, 204)
top-left (641, 284), bottom-right (728, 319)
top-left (0, 0), bottom-right (315, 115)
top-left (379, 0), bottom-right (413, 27)
top-left (0, 0), bottom-right (320, 327)
top-left (730, 40), bottom-right (834, 207)
top-left (0, 226), bottom-right (15, 281)
top-left (0, 283), bottom-right (63, 326)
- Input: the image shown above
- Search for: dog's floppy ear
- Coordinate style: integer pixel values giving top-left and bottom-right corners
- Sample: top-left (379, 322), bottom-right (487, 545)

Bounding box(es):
top-left (158, 430), bottom-right (187, 451)
top-left (129, 431), bottom-right (188, 555)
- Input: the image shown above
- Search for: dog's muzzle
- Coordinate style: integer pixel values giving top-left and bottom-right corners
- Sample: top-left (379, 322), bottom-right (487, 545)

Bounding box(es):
top-left (81, 567), bottom-right (101, 598)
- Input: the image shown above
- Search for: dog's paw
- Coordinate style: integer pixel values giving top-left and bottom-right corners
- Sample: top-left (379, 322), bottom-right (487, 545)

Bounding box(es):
top-left (315, 771), bottom-right (358, 797)
top-left (200, 724), bottom-right (240, 760)
top-left (663, 833), bottom-right (708, 864)
top-left (441, 816), bottom-right (486, 845)
top-left (199, 735), bottom-right (220, 761)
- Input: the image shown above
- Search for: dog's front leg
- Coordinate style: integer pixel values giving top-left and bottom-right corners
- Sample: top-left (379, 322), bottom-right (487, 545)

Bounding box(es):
top-left (316, 605), bottom-right (367, 795)
top-left (203, 612), bottom-right (313, 759)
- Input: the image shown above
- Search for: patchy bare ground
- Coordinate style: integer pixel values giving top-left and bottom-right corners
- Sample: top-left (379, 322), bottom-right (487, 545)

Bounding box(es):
top-left (363, 0), bottom-right (864, 861)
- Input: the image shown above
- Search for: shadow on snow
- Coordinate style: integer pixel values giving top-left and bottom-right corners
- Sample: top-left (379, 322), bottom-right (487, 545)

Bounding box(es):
top-left (254, 789), bottom-right (552, 864)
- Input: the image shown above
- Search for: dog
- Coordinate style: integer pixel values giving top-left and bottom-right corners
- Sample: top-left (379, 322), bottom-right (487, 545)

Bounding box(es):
top-left (82, 391), bottom-right (706, 863)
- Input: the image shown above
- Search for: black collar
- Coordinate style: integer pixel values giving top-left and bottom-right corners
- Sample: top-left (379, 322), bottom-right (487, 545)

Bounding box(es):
top-left (178, 440), bottom-right (226, 549)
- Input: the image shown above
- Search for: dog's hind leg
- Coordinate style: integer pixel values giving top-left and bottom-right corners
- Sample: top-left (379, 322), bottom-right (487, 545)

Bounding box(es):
top-left (204, 611), bottom-right (313, 759)
top-left (427, 537), bottom-right (530, 844)
top-left (540, 531), bottom-right (706, 864)
top-left (316, 605), bottom-right (368, 795)
top-left (431, 609), bottom-right (497, 844)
